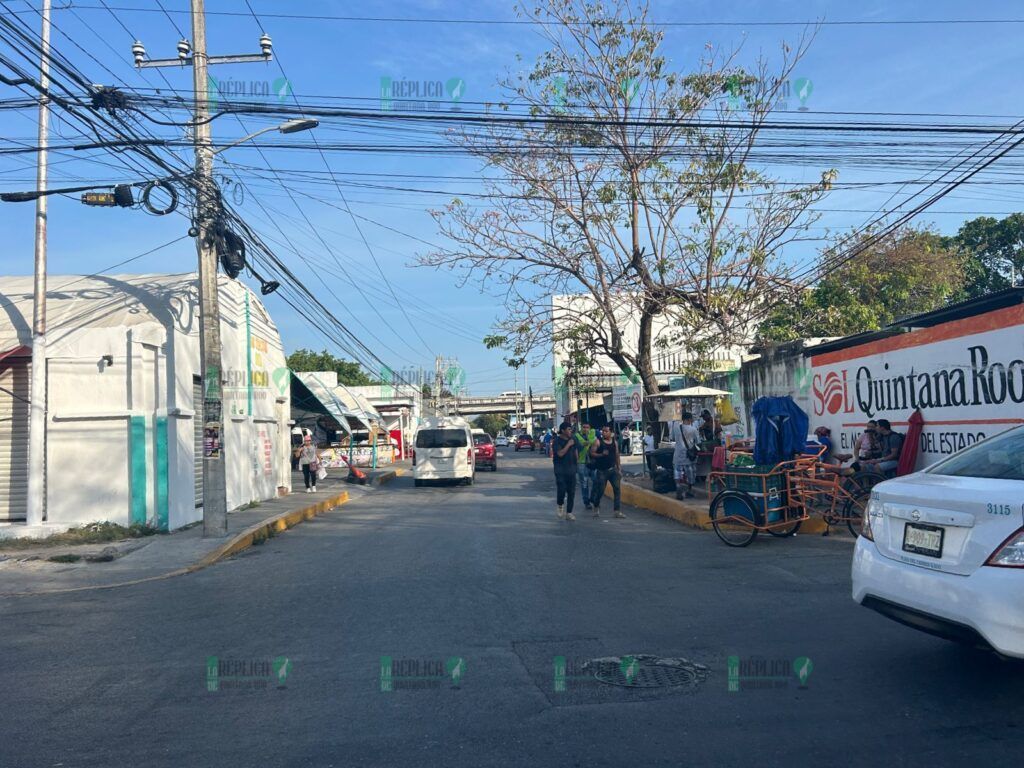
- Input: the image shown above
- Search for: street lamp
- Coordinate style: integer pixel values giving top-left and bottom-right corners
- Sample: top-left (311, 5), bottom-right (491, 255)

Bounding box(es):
top-left (211, 119), bottom-right (318, 155)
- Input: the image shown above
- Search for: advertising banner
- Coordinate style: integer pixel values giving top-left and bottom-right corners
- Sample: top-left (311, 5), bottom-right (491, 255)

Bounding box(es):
top-left (809, 304), bottom-right (1024, 470)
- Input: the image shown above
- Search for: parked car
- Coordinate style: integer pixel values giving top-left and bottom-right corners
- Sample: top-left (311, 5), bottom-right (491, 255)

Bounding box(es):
top-left (413, 417), bottom-right (475, 486)
top-left (495, 434), bottom-right (509, 447)
top-left (472, 432), bottom-right (498, 471)
top-left (515, 434), bottom-right (535, 452)
top-left (851, 425), bottom-right (1024, 658)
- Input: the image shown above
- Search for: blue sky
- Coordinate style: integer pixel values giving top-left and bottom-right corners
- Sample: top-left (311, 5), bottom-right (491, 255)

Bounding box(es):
top-left (2, 0), bottom-right (1023, 394)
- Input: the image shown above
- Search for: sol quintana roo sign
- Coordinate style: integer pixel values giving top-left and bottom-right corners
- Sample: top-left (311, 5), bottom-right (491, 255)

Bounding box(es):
top-left (809, 303), bottom-right (1024, 469)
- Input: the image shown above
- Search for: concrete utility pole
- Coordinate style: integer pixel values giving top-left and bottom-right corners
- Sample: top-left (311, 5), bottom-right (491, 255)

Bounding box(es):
top-left (189, 0), bottom-right (227, 537)
top-left (132, 2), bottom-right (277, 536)
top-left (26, 0), bottom-right (51, 528)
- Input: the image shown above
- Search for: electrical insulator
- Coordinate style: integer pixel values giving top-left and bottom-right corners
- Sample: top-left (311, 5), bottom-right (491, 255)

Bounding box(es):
top-left (259, 33), bottom-right (272, 58)
top-left (176, 39), bottom-right (191, 61)
top-left (131, 40), bottom-right (146, 67)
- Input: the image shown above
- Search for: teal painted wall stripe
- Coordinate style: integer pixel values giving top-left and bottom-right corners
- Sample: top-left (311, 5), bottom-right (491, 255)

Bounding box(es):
top-left (245, 290), bottom-right (253, 416)
top-left (155, 416), bottom-right (169, 531)
top-left (129, 416), bottom-right (147, 526)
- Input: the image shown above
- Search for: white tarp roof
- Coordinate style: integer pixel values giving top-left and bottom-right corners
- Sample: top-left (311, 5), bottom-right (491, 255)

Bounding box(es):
top-left (296, 372), bottom-right (365, 432)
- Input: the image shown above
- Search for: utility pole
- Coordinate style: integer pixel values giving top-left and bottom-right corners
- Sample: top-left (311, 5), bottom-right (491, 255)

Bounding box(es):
top-left (189, 0), bottom-right (227, 537)
top-left (132, 3), bottom-right (275, 536)
top-left (512, 365), bottom-right (519, 433)
top-left (26, 0), bottom-right (51, 528)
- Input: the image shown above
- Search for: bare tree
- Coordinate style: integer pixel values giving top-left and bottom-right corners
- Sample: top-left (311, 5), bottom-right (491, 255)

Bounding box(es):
top-left (420, 0), bottom-right (836, 409)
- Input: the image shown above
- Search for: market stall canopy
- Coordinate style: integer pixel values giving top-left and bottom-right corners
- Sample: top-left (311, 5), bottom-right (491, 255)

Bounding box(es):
top-left (293, 372), bottom-right (355, 433)
top-left (651, 386), bottom-right (732, 398)
top-left (331, 382), bottom-right (383, 429)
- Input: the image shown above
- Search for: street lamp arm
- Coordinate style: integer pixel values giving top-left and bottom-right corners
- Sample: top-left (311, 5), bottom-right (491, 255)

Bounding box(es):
top-left (210, 119), bottom-right (318, 155)
top-left (210, 125), bottom-right (276, 155)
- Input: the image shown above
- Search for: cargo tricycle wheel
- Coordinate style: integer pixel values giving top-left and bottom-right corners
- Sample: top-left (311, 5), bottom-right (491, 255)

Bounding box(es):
top-left (709, 490), bottom-right (759, 547)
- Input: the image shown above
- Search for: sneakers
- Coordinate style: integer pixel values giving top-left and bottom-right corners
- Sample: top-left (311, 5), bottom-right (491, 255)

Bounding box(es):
top-left (312, 486), bottom-right (318, 493)
top-left (305, 487), bottom-right (312, 494)
top-left (566, 512), bottom-right (576, 521)
top-left (592, 507), bottom-right (600, 517)
top-left (615, 511), bottom-right (626, 519)
top-left (557, 504), bottom-right (565, 520)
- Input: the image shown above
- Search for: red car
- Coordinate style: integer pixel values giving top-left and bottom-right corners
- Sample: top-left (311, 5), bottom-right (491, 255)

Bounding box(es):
top-left (473, 433), bottom-right (498, 471)
top-left (514, 434), bottom-right (536, 452)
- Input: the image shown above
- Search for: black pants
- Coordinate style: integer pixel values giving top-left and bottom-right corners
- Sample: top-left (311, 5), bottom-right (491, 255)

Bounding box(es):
top-left (554, 471), bottom-right (577, 515)
top-left (302, 464), bottom-right (316, 488)
top-left (592, 468), bottom-right (622, 511)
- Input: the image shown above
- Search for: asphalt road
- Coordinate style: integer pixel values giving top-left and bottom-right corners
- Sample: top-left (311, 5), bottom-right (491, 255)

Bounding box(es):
top-left (1, 449), bottom-right (1021, 767)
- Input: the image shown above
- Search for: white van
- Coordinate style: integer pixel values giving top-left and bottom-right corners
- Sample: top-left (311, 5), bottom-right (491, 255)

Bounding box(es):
top-left (413, 417), bottom-right (475, 486)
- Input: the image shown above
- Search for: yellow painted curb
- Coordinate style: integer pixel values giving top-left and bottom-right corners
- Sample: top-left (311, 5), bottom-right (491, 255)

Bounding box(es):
top-left (375, 468), bottom-right (405, 486)
top-left (608, 480), bottom-right (832, 535)
top-left (197, 490), bottom-right (350, 567)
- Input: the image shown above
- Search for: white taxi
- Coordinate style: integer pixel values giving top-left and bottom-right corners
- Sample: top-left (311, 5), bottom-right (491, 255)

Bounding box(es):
top-left (852, 425), bottom-right (1024, 657)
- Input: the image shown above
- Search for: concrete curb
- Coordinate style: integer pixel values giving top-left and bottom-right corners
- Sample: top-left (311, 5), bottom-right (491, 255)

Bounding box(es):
top-left (373, 468), bottom-right (405, 486)
top-left (611, 480), bottom-right (831, 535)
top-left (195, 490), bottom-right (351, 568)
top-left (1, 490), bottom-right (351, 597)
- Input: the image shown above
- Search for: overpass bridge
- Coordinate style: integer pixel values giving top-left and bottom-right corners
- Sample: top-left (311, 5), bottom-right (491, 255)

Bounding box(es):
top-left (451, 393), bottom-right (557, 417)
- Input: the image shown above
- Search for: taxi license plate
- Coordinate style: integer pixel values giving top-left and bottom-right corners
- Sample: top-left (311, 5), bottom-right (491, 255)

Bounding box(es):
top-left (902, 522), bottom-right (944, 558)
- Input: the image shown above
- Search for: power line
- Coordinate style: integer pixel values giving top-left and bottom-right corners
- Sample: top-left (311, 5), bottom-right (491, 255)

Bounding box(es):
top-left (8, 6), bottom-right (1024, 27)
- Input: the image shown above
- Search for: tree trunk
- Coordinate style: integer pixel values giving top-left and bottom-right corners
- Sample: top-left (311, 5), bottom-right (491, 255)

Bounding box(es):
top-left (635, 305), bottom-right (663, 441)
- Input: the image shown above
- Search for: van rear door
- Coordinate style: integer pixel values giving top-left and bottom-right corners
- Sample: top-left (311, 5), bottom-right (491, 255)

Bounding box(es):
top-left (415, 428), bottom-right (469, 474)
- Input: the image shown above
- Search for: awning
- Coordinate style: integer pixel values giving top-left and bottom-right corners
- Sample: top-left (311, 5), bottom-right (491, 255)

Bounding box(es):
top-left (651, 386), bottom-right (731, 398)
top-left (291, 372), bottom-right (352, 434)
top-left (331, 381), bottom-right (384, 429)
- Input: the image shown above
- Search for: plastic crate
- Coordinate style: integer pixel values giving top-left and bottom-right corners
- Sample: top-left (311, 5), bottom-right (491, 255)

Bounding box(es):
top-left (721, 463), bottom-right (785, 494)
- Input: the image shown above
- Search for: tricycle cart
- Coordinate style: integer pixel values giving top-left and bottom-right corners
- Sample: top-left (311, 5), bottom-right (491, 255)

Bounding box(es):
top-left (707, 445), bottom-right (876, 547)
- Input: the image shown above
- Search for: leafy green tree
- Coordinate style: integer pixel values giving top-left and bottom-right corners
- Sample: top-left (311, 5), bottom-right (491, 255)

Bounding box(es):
top-left (286, 349), bottom-right (375, 386)
top-left (759, 226), bottom-right (965, 342)
top-left (947, 213), bottom-right (1024, 297)
top-left (473, 414), bottom-right (510, 436)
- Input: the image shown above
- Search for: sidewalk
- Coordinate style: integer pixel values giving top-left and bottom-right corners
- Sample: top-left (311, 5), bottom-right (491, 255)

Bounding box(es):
top-left (0, 462), bottom-right (409, 597)
top-left (613, 454), bottom-right (835, 535)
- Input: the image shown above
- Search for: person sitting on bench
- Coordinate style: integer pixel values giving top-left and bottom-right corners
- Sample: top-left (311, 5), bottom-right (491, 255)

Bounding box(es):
top-left (858, 419), bottom-right (903, 475)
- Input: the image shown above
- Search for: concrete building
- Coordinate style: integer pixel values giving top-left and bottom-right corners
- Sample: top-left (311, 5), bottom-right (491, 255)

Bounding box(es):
top-left (550, 292), bottom-right (749, 417)
top-left (0, 273), bottom-right (292, 536)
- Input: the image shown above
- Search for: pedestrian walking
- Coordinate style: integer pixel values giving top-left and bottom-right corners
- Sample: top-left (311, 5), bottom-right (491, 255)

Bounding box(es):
top-left (552, 421), bottom-right (578, 521)
top-left (590, 425), bottom-right (625, 518)
top-left (673, 411), bottom-right (700, 499)
top-left (298, 434), bottom-right (319, 493)
top-left (574, 422), bottom-right (598, 512)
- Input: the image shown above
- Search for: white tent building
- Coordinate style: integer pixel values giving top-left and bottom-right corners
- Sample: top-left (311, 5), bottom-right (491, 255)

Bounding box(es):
top-left (0, 273), bottom-right (292, 536)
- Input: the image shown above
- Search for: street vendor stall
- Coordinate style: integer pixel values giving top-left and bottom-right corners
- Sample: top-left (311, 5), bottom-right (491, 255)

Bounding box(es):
top-left (647, 386), bottom-right (732, 481)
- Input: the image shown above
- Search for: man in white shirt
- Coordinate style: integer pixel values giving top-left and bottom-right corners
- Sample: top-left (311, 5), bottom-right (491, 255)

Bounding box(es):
top-left (672, 412), bottom-right (700, 500)
top-left (642, 428), bottom-right (656, 475)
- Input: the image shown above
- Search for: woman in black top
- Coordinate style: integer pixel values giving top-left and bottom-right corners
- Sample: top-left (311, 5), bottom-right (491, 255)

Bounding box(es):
top-left (589, 425), bottom-right (625, 518)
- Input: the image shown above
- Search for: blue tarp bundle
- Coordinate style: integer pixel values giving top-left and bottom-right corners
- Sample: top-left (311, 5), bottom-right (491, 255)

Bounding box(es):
top-left (751, 396), bottom-right (809, 465)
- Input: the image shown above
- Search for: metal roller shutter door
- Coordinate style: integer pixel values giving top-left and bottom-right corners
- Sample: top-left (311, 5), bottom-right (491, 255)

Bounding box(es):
top-left (193, 376), bottom-right (203, 506)
top-left (0, 360), bottom-right (30, 521)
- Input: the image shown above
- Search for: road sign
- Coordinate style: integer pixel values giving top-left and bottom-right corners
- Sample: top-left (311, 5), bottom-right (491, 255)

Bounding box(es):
top-left (612, 384), bottom-right (643, 422)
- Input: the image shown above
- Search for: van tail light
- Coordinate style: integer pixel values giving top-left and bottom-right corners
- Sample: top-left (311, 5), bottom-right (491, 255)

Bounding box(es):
top-left (412, 449), bottom-right (416, 466)
top-left (467, 448), bottom-right (473, 463)
top-left (985, 527), bottom-right (1024, 567)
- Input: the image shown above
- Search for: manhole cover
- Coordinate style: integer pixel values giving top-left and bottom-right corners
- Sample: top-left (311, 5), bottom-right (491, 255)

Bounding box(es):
top-left (584, 655), bottom-right (709, 689)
